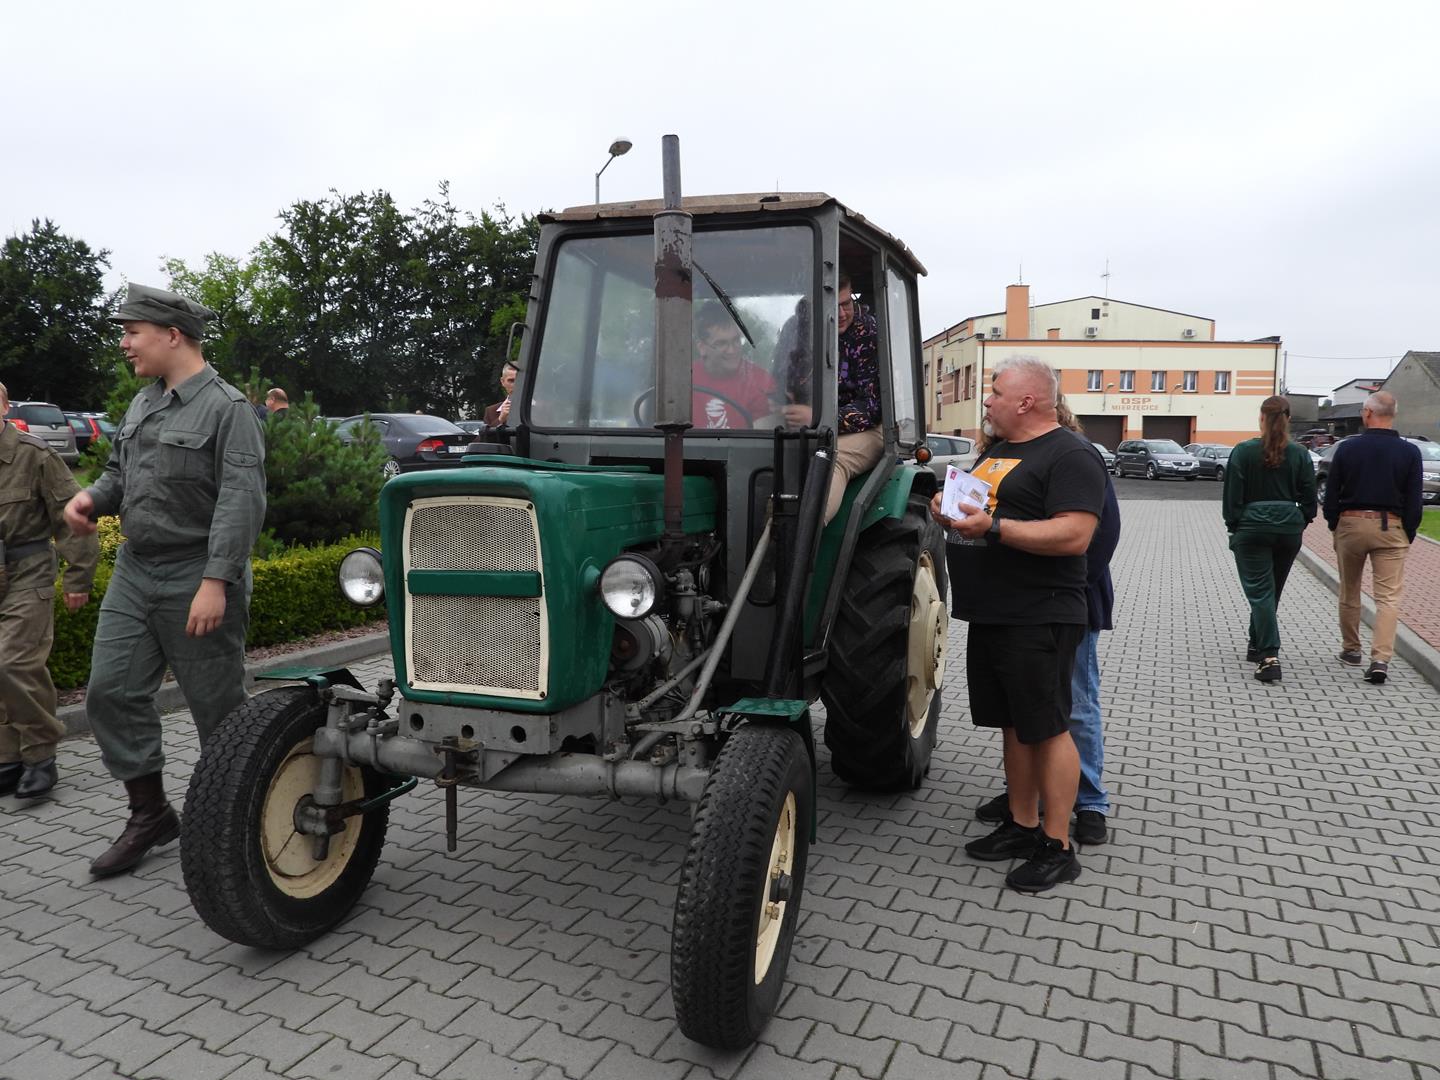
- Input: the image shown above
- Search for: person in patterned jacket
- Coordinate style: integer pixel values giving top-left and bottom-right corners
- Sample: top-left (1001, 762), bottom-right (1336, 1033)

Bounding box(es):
top-left (781, 273), bottom-right (884, 522)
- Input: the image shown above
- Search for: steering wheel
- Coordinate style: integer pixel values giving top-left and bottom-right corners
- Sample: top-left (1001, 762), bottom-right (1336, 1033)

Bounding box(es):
top-left (633, 385), bottom-right (756, 427)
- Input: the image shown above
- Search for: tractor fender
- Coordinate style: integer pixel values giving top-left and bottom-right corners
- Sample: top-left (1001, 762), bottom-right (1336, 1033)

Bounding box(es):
top-left (253, 665), bottom-right (367, 693)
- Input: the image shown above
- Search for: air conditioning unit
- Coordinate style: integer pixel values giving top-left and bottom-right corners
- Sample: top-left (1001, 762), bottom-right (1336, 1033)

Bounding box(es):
top-left (1085, 326), bottom-right (1098, 337)
top-left (989, 327), bottom-right (1001, 339)
top-left (1182, 328), bottom-right (1196, 339)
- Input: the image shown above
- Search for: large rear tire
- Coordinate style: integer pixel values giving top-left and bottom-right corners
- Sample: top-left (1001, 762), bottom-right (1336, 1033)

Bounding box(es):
top-left (821, 493), bottom-right (949, 791)
top-left (672, 725), bottom-right (811, 1050)
top-left (181, 685), bottom-right (391, 949)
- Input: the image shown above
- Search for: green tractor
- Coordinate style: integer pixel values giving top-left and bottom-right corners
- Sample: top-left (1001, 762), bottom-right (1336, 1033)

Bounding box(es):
top-left (180, 137), bottom-right (949, 1050)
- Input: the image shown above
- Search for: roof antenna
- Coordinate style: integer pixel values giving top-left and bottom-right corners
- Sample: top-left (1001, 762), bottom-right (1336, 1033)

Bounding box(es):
top-left (1101, 257), bottom-right (1112, 298)
top-left (1017, 262), bottom-right (1023, 284)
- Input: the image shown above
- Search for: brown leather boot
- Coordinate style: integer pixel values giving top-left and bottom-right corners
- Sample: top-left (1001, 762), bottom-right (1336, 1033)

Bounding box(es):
top-left (90, 773), bottom-right (181, 877)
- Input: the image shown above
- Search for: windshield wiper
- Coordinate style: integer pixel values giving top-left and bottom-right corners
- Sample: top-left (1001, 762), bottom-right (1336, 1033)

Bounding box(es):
top-left (692, 259), bottom-right (755, 347)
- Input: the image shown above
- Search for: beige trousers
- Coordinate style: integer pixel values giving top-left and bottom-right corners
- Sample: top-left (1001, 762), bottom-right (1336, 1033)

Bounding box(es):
top-left (825, 429), bottom-right (886, 524)
top-left (1333, 515), bottom-right (1411, 663)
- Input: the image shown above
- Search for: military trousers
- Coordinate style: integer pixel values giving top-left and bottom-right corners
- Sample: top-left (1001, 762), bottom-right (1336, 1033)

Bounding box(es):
top-left (86, 544), bottom-right (251, 782)
top-left (0, 552), bottom-right (63, 765)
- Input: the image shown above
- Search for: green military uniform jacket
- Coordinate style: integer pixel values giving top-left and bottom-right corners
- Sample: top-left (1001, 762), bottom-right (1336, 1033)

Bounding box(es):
top-left (86, 364), bottom-right (266, 582)
top-left (0, 422), bottom-right (99, 593)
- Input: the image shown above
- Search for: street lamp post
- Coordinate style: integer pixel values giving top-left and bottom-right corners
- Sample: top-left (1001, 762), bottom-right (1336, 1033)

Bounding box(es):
top-left (595, 137), bottom-right (633, 206)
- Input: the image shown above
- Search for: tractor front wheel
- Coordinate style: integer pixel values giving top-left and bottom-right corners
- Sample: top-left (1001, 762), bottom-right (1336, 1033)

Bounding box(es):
top-left (181, 685), bottom-right (391, 949)
top-left (671, 725), bottom-right (811, 1050)
top-left (821, 493), bottom-right (949, 790)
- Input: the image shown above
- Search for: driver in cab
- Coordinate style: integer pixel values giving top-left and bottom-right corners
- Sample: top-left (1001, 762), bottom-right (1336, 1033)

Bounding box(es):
top-left (692, 303), bottom-right (775, 430)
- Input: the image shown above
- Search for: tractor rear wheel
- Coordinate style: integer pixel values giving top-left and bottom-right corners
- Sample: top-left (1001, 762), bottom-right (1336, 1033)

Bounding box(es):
top-left (821, 492), bottom-right (949, 790)
top-left (672, 725), bottom-right (811, 1050)
top-left (181, 685), bottom-right (391, 949)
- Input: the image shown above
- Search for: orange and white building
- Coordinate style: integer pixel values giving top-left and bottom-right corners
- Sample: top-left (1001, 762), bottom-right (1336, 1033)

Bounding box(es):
top-left (922, 284), bottom-right (1281, 448)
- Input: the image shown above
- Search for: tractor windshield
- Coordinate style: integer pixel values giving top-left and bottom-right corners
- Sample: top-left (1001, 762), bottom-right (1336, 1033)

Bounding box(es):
top-left (529, 224), bottom-right (816, 433)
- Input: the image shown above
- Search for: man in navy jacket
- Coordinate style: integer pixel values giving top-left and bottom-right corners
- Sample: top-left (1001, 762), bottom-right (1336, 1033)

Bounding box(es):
top-left (1322, 391), bottom-right (1423, 684)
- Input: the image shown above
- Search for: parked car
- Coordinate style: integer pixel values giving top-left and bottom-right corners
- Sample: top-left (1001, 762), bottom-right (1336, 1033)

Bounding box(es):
top-left (1090, 442), bottom-right (1116, 472)
top-left (1193, 444), bottom-right (1233, 480)
top-left (454, 419), bottom-right (488, 437)
top-left (64, 411), bottom-right (116, 454)
top-left (335, 413), bottom-right (479, 478)
top-left (1314, 436), bottom-right (1440, 505)
top-left (1114, 438), bottom-right (1199, 480)
top-left (922, 433), bottom-right (977, 480)
top-left (1298, 429), bottom-right (1336, 451)
top-left (4, 400), bottom-right (79, 465)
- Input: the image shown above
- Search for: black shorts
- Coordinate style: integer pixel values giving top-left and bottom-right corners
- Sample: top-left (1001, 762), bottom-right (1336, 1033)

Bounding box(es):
top-left (966, 622), bottom-right (1086, 745)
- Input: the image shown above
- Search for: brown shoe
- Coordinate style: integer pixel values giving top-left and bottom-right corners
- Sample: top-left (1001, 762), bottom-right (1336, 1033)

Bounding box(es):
top-left (90, 774), bottom-right (181, 877)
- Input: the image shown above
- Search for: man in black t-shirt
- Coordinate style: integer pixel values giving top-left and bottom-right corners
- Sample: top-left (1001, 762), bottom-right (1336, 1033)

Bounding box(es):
top-left (931, 356), bottom-right (1106, 892)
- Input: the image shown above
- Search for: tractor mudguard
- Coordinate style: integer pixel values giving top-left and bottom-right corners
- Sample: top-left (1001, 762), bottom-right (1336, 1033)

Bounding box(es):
top-left (254, 666), bottom-right (366, 693)
top-left (715, 697), bottom-right (817, 840)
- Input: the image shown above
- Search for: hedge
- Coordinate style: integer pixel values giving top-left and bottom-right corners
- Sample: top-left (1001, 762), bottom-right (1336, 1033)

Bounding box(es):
top-left (47, 520), bottom-right (386, 690)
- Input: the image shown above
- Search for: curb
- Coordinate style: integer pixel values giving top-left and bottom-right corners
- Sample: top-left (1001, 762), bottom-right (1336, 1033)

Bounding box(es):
top-left (1296, 545), bottom-right (1440, 691)
top-left (59, 629), bottom-right (391, 741)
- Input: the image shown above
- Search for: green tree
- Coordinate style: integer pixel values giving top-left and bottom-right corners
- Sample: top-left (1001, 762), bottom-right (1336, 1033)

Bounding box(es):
top-left (260, 397), bottom-right (388, 546)
top-left (0, 219), bottom-right (118, 407)
top-left (160, 186), bottom-right (541, 421)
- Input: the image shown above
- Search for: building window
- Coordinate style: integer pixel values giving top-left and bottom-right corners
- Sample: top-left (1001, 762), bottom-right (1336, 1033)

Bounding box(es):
top-left (1087, 370), bottom-right (1102, 392)
top-left (1215, 371), bottom-right (1230, 392)
top-left (1091, 307), bottom-right (1100, 320)
top-left (1120, 370), bottom-right (1134, 391)
top-left (952, 370), bottom-right (962, 401)
top-left (1183, 370), bottom-right (1198, 392)
top-left (923, 363), bottom-right (930, 387)
top-left (1150, 370), bottom-right (1166, 392)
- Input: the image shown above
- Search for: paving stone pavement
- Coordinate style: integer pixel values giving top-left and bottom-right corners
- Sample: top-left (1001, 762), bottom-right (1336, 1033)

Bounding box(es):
top-left (3, 500), bottom-right (1438, 1080)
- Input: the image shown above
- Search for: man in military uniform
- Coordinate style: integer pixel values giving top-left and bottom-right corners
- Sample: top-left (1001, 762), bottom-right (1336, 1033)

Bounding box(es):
top-left (63, 284), bottom-right (266, 876)
top-left (0, 381), bottom-right (99, 799)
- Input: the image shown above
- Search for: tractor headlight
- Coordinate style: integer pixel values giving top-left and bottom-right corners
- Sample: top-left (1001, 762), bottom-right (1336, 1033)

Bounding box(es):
top-left (338, 546), bottom-right (385, 606)
top-left (599, 553), bottom-right (664, 619)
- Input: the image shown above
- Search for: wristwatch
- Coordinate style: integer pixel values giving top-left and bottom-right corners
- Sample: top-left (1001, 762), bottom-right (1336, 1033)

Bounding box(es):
top-left (986, 515), bottom-right (1002, 544)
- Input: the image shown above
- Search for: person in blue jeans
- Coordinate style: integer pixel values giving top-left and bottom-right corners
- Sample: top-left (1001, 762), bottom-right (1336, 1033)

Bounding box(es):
top-left (976, 400), bottom-right (1120, 845)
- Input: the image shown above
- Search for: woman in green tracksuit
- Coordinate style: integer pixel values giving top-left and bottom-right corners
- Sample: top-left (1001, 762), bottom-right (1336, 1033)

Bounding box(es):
top-left (1222, 395), bottom-right (1317, 684)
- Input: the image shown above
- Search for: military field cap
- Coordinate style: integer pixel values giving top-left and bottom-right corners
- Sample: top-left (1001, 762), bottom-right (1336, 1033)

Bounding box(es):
top-left (109, 283), bottom-right (217, 340)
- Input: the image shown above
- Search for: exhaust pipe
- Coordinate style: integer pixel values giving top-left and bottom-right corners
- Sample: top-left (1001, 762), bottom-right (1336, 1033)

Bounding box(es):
top-left (652, 134), bottom-right (693, 540)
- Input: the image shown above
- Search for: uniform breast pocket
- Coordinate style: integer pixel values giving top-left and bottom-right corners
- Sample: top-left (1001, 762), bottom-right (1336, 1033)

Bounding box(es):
top-left (158, 429), bottom-right (213, 483)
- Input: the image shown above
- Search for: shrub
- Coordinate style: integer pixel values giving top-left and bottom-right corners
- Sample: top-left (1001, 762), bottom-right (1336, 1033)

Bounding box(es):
top-left (48, 525), bottom-right (386, 690)
top-left (262, 398), bottom-right (388, 547)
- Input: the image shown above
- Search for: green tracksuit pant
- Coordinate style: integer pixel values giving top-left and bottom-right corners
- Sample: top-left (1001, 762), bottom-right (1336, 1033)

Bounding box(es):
top-left (1230, 530), bottom-right (1302, 657)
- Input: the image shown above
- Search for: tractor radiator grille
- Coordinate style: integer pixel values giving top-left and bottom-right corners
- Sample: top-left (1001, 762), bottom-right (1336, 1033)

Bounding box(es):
top-left (404, 498), bottom-right (546, 697)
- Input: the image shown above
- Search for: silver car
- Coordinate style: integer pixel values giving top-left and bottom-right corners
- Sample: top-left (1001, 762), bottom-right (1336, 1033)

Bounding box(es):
top-left (4, 400), bottom-right (79, 465)
top-left (923, 433), bottom-right (977, 480)
top-left (1114, 438), bottom-right (1200, 480)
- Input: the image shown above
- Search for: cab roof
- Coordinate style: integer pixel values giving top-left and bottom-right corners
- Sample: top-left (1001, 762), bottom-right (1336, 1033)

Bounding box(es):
top-left (542, 192), bottom-right (926, 276)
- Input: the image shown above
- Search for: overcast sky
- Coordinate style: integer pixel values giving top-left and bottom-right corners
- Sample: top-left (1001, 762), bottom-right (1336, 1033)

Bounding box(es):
top-left (5, 0), bottom-right (1437, 397)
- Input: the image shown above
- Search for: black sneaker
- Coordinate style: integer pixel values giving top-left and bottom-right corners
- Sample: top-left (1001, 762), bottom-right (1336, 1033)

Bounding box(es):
top-left (975, 791), bottom-right (1012, 825)
top-left (1337, 650), bottom-right (1363, 666)
top-left (1254, 658), bottom-right (1281, 683)
top-left (1074, 809), bottom-right (1108, 845)
top-left (1006, 835), bottom-right (1081, 892)
top-left (964, 820), bottom-right (1042, 862)
top-left (1364, 661), bottom-right (1388, 684)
